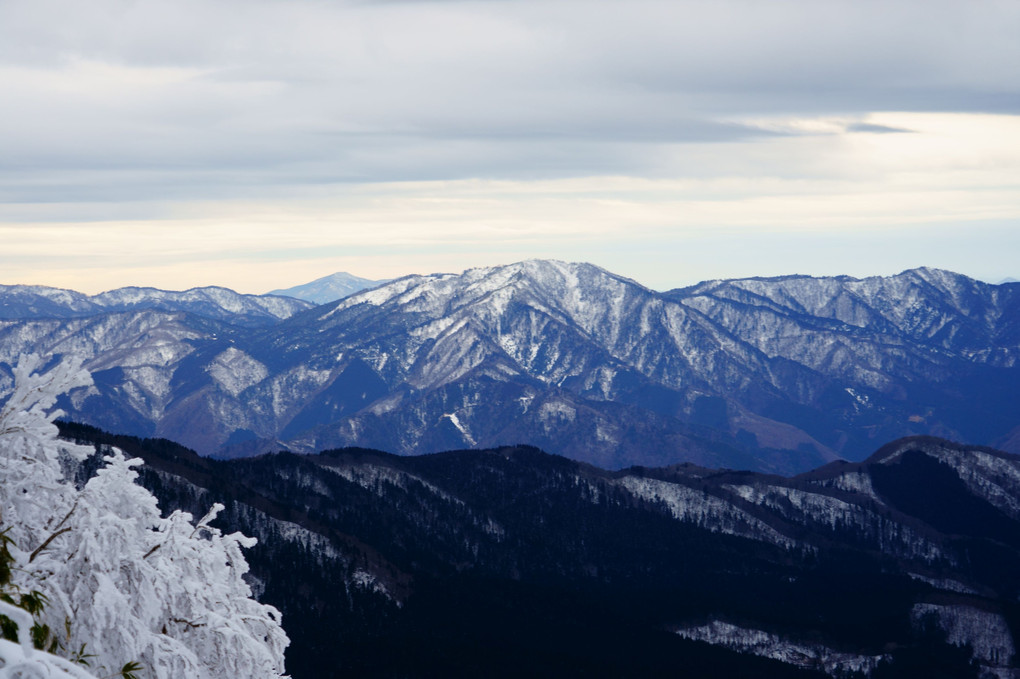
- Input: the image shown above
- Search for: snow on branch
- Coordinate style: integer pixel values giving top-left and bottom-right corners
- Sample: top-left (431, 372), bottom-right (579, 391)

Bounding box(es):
top-left (0, 354), bottom-right (289, 678)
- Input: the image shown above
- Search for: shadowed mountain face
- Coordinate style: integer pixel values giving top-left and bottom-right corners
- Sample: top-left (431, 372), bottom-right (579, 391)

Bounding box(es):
top-left (4, 262), bottom-right (1020, 472)
top-left (60, 424), bottom-right (1020, 679)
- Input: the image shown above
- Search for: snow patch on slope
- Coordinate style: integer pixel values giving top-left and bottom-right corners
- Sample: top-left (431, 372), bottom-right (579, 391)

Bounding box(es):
top-left (907, 573), bottom-right (978, 595)
top-left (617, 476), bottom-right (796, 549)
top-left (725, 483), bottom-right (943, 562)
top-left (912, 603), bottom-right (1015, 672)
top-left (325, 462), bottom-right (465, 506)
top-left (206, 348), bottom-right (269, 396)
top-left (812, 470), bottom-right (880, 499)
top-left (675, 619), bottom-right (887, 677)
top-left (538, 399), bottom-right (577, 425)
top-left (442, 412), bottom-right (476, 446)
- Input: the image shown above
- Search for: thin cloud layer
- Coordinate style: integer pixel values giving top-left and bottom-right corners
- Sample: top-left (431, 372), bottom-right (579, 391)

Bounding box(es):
top-left (0, 0), bottom-right (1018, 290)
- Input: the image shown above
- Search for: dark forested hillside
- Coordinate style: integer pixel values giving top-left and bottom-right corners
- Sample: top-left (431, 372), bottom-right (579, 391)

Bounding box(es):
top-left (59, 422), bottom-right (1020, 678)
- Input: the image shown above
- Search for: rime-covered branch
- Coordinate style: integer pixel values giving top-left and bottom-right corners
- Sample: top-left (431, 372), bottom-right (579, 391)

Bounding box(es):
top-left (0, 354), bottom-right (289, 678)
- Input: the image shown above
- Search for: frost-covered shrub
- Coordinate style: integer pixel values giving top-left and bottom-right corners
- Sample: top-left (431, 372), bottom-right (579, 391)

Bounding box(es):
top-left (0, 354), bottom-right (289, 678)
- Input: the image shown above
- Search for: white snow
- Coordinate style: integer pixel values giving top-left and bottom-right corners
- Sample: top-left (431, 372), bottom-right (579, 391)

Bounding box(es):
top-left (268, 365), bottom-right (332, 419)
top-left (725, 482), bottom-right (943, 562)
top-left (906, 573), bottom-right (978, 595)
top-left (725, 483), bottom-right (864, 531)
top-left (442, 412), bottom-right (477, 445)
top-left (322, 275), bottom-right (433, 318)
top-left (538, 399), bottom-right (577, 425)
top-left (325, 462), bottom-right (465, 506)
top-left (351, 569), bottom-right (391, 597)
top-left (813, 470), bottom-right (880, 499)
top-left (0, 614), bottom-right (99, 678)
top-left (206, 347), bottom-right (269, 396)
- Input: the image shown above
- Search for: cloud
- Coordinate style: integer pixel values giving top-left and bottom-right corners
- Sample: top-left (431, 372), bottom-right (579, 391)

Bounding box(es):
top-left (844, 122), bottom-right (913, 134)
top-left (1, 0), bottom-right (1018, 204)
top-left (1, 0), bottom-right (1019, 291)
top-left (4, 106), bottom-right (1019, 291)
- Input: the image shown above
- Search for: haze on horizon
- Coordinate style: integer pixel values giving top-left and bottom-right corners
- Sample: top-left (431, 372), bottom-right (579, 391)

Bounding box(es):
top-left (1, 0), bottom-right (1018, 294)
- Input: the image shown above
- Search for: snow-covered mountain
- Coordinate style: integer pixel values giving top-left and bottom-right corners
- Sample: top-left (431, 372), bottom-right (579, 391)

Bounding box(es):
top-left (245, 261), bottom-right (1020, 469)
top-left (673, 266), bottom-right (1020, 370)
top-left (0, 284), bottom-right (312, 326)
top-left (63, 424), bottom-right (1020, 678)
top-left (4, 261), bottom-right (1020, 472)
top-left (267, 272), bottom-right (388, 304)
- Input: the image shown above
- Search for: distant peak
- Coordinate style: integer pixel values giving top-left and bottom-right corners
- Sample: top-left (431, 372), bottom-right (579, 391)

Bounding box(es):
top-left (268, 272), bottom-right (389, 305)
top-left (898, 266), bottom-right (967, 281)
top-left (894, 267), bottom-right (987, 293)
top-left (463, 260), bottom-right (636, 288)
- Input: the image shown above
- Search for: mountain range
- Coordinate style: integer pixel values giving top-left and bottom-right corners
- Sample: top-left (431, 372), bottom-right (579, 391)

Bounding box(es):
top-left (59, 423), bottom-right (1020, 678)
top-left (3, 261), bottom-right (1019, 474)
top-left (0, 283), bottom-right (312, 326)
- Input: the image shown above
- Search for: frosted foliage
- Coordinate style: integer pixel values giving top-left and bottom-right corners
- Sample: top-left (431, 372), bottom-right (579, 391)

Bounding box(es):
top-left (0, 614), bottom-right (99, 678)
top-left (0, 354), bottom-right (92, 556)
top-left (0, 354), bottom-right (288, 678)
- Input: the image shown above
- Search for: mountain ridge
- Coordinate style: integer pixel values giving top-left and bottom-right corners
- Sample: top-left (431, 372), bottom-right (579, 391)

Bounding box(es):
top-left (57, 422), bottom-right (1020, 678)
top-left (0, 282), bottom-right (313, 326)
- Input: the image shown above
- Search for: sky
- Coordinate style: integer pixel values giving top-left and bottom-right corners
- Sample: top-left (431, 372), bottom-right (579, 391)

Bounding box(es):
top-left (1, 0), bottom-right (1018, 294)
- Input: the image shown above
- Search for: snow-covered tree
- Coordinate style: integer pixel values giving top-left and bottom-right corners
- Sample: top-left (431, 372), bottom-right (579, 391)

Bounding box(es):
top-left (0, 354), bottom-right (289, 678)
top-left (0, 598), bottom-right (101, 678)
top-left (0, 353), bottom-right (92, 556)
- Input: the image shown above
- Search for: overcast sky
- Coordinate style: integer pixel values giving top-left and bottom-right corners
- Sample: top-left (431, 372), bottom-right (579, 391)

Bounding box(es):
top-left (1, 0), bottom-right (1018, 293)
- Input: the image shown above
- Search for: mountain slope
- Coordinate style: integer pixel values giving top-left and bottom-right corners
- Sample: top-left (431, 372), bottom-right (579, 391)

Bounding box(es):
top-left (237, 261), bottom-right (1020, 469)
top-left (244, 261), bottom-right (829, 470)
top-left (59, 423), bottom-right (1020, 679)
top-left (4, 261), bottom-right (1020, 472)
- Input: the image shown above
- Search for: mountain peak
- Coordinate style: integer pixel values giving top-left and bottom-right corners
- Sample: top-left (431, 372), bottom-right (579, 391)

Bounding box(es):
top-left (268, 272), bottom-right (388, 304)
top-left (896, 266), bottom-right (979, 289)
top-left (323, 260), bottom-right (650, 327)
